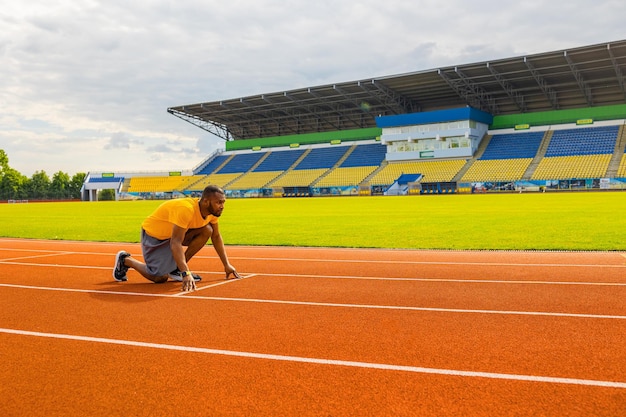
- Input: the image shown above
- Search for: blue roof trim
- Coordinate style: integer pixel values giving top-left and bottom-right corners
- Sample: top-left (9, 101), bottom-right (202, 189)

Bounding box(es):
top-left (375, 107), bottom-right (493, 128)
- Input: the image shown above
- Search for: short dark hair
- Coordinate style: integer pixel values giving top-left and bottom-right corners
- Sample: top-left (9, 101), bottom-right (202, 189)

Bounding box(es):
top-left (202, 185), bottom-right (224, 199)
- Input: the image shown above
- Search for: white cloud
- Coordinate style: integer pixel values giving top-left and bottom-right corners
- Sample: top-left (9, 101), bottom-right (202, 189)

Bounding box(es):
top-left (104, 132), bottom-right (141, 150)
top-left (0, 0), bottom-right (624, 176)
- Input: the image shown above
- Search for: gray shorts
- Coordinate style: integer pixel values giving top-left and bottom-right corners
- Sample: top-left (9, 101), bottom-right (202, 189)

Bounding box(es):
top-left (141, 229), bottom-right (177, 277)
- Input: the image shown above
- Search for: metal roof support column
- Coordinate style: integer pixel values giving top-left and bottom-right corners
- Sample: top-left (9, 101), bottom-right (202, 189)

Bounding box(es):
top-left (367, 80), bottom-right (419, 114)
top-left (524, 57), bottom-right (559, 110)
top-left (454, 67), bottom-right (498, 114)
top-left (438, 69), bottom-right (497, 113)
top-left (564, 51), bottom-right (593, 107)
top-left (607, 43), bottom-right (626, 101)
top-left (486, 62), bottom-right (527, 112)
top-left (166, 108), bottom-right (233, 141)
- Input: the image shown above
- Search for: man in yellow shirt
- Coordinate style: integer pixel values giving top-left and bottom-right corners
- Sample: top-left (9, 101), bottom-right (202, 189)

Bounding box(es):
top-left (113, 185), bottom-right (240, 291)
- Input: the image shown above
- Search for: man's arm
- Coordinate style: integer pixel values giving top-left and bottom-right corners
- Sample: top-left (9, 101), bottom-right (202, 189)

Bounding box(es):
top-left (210, 222), bottom-right (240, 279)
top-left (171, 224), bottom-right (196, 290)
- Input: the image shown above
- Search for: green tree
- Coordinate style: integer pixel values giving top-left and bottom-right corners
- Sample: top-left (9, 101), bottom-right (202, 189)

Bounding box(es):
top-left (69, 172), bottom-right (87, 199)
top-left (0, 149), bottom-right (8, 172)
top-left (50, 171), bottom-right (71, 199)
top-left (27, 171), bottom-right (51, 199)
top-left (98, 189), bottom-right (116, 201)
top-left (0, 150), bottom-right (88, 200)
top-left (0, 167), bottom-right (27, 200)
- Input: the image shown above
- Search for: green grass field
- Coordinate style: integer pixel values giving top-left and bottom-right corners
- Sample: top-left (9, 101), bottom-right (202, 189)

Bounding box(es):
top-left (1, 192), bottom-right (625, 250)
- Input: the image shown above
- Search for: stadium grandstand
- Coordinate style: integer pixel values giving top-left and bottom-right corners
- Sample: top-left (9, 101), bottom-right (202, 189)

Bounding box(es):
top-left (82, 40), bottom-right (626, 200)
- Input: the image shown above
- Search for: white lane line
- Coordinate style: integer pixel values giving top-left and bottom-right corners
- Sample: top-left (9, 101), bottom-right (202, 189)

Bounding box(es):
top-left (1, 247), bottom-right (625, 269)
top-left (241, 272), bottom-right (626, 287)
top-left (227, 256), bottom-right (626, 269)
top-left (171, 274), bottom-right (257, 296)
top-left (0, 261), bottom-right (111, 271)
top-left (0, 252), bottom-right (75, 262)
top-left (0, 260), bottom-right (624, 287)
top-left (0, 239), bottom-right (123, 246)
top-left (1, 283), bottom-right (625, 320)
top-left (1, 238), bottom-right (625, 257)
top-left (1, 327), bottom-right (624, 389)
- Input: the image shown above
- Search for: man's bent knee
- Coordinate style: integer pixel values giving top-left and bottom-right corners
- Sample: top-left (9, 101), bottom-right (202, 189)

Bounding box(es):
top-left (183, 225), bottom-right (212, 245)
top-left (150, 275), bottom-right (169, 284)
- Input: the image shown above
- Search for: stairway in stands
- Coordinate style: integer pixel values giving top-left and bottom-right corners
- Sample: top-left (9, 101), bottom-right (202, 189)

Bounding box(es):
top-left (605, 124), bottom-right (626, 177)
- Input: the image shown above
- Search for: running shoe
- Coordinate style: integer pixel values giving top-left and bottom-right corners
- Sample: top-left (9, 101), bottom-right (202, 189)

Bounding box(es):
top-left (169, 269), bottom-right (202, 282)
top-left (113, 251), bottom-right (131, 282)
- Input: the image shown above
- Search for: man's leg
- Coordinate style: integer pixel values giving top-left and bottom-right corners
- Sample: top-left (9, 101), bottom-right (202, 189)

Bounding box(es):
top-left (116, 229), bottom-right (175, 284)
top-left (115, 227), bottom-right (210, 283)
top-left (182, 225), bottom-right (213, 262)
top-left (123, 257), bottom-right (169, 283)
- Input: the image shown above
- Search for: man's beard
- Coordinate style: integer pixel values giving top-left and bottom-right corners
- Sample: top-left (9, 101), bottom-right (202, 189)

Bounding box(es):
top-left (208, 204), bottom-right (222, 217)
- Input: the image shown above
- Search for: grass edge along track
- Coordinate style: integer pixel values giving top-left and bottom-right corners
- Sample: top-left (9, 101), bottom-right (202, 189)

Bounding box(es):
top-left (0, 192), bottom-right (625, 251)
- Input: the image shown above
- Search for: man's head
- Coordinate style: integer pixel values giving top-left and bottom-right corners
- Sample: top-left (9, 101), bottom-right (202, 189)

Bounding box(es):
top-left (200, 185), bottom-right (226, 217)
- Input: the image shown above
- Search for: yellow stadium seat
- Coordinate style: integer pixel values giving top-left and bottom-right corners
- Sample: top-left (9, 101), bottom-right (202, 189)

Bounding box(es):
top-left (460, 158), bottom-right (532, 182)
top-left (531, 154), bottom-right (611, 180)
top-left (225, 171), bottom-right (282, 190)
top-left (369, 160), bottom-right (465, 185)
top-left (314, 166), bottom-right (378, 187)
top-left (270, 169), bottom-right (327, 187)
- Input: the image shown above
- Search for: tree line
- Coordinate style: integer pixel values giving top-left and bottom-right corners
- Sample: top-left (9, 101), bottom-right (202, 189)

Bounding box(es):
top-left (0, 150), bottom-right (86, 200)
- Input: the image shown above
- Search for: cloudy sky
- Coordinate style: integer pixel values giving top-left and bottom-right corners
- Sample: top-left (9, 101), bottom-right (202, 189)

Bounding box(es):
top-left (1, 0), bottom-right (625, 177)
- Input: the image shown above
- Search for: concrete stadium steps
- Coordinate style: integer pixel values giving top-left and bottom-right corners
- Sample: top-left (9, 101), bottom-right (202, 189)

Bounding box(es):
top-left (605, 125), bottom-right (626, 177)
top-left (616, 154), bottom-right (626, 178)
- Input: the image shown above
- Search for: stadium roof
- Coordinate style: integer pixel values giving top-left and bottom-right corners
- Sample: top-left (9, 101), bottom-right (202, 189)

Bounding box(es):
top-left (167, 40), bottom-right (626, 141)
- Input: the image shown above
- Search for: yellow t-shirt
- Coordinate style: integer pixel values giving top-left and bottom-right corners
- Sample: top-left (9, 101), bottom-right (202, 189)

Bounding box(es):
top-left (141, 197), bottom-right (218, 240)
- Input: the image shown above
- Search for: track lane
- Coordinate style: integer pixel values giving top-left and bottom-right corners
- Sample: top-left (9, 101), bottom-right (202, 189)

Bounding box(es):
top-left (1, 258), bottom-right (625, 316)
top-left (1, 285), bottom-right (625, 385)
top-left (1, 239), bottom-right (625, 416)
top-left (3, 332), bottom-right (624, 417)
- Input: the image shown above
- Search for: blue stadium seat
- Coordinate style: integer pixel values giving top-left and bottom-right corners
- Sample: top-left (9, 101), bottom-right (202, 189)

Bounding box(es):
top-left (341, 143), bottom-right (387, 167)
top-left (294, 146), bottom-right (349, 170)
top-left (217, 152), bottom-right (267, 174)
top-left (89, 177), bottom-right (123, 183)
top-left (196, 155), bottom-right (230, 175)
top-left (545, 125), bottom-right (618, 157)
top-left (254, 149), bottom-right (305, 172)
top-left (480, 131), bottom-right (544, 160)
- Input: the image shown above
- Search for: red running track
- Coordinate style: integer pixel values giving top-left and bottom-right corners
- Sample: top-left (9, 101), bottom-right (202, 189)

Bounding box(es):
top-left (0, 238), bottom-right (625, 416)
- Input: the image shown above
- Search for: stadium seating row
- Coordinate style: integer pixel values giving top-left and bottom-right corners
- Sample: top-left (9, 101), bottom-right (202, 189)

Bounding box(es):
top-left (225, 171), bottom-right (282, 190)
top-left (205, 143), bottom-right (386, 176)
top-left (460, 158), bottom-right (533, 182)
top-left (106, 124), bottom-right (625, 194)
top-left (315, 166), bottom-right (379, 187)
top-left (127, 175), bottom-right (204, 193)
top-left (531, 154), bottom-right (612, 180)
top-left (480, 132), bottom-right (544, 160)
top-left (88, 177), bottom-right (123, 183)
top-left (271, 169), bottom-right (327, 188)
top-left (545, 125), bottom-right (618, 156)
top-left (370, 160), bottom-right (466, 185)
